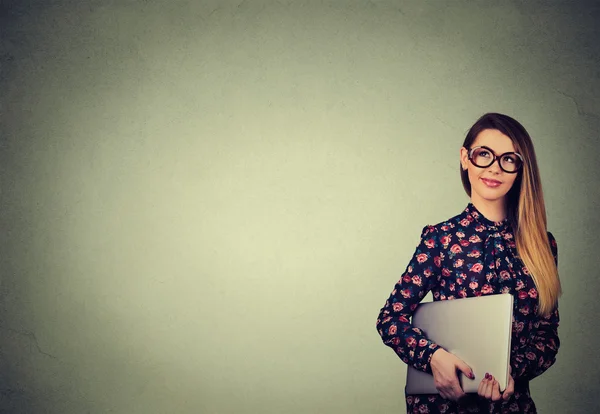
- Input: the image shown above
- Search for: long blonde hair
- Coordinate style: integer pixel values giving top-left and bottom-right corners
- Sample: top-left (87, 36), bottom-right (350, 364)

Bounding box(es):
top-left (460, 113), bottom-right (561, 317)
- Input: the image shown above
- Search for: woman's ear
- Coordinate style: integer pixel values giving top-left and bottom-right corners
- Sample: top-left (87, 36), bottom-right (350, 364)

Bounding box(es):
top-left (460, 147), bottom-right (468, 171)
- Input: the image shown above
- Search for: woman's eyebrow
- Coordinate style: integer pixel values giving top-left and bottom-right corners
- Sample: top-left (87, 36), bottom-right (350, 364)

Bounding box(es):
top-left (481, 145), bottom-right (516, 155)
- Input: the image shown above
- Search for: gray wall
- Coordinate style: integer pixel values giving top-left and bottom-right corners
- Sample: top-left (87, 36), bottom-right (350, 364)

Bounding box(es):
top-left (1, 1), bottom-right (599, 413)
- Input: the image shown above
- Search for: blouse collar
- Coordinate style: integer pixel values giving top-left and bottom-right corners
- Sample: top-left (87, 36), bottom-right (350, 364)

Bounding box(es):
top-left (464, 202), bottom-right (510, 232)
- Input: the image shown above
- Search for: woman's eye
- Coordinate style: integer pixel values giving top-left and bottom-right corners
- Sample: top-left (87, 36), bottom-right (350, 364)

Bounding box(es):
top-left (478, 150), bottom-right (491, 157)
top-left (503, 156), bottom-right (515, 163)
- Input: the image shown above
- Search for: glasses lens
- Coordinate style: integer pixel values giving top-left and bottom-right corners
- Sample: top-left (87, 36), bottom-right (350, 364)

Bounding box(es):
top-left (500, 154), bottom-right (522, 172)
top-left (471, 147), bottom-right (493, 167)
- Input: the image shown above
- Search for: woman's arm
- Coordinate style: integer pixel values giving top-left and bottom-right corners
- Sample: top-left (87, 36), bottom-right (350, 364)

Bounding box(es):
top-left (511, 232), bottom-right (560, 381)
top-left (376, 225), bottom-right (443, 374)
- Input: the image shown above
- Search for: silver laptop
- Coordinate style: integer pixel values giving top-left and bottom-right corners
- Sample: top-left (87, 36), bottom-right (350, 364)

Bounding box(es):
top-left (405, 293), bottom-right (513, 394)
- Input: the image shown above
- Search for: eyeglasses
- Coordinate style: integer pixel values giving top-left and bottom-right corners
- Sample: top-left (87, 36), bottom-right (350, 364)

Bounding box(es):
top-left (467, 146), bottom-right (523, 173)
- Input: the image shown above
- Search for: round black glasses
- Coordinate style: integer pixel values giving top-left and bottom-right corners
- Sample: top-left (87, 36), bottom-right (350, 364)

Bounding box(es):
top-left (467, 146), bottom-right (523, 173)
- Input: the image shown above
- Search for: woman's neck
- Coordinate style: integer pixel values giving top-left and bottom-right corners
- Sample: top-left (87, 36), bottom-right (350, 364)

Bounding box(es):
top-left (471, 197), bottom-right (507, 223)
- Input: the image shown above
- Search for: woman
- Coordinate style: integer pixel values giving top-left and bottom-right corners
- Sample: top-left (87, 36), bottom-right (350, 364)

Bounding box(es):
top-left (376, 113), bottom-right (561, 413)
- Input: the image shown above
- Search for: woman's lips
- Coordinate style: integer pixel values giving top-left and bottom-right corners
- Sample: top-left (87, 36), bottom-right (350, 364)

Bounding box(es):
top-left (481, 178), bottom-right (502, 188)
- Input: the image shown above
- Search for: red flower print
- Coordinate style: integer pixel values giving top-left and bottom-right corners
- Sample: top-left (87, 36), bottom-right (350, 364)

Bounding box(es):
top-left (417, 253), bottom-right (428, 263)
top-left (406, 337), bottom-right (416, 347)
top-left (389, 324), bottom-right (397, 335)
top-left (522, 266), bottom-right (530, 275)
top-left (475, 224), bottom-right (485, 232)
top-left (391, 337), bottom-right (400, 345)
top-left (418, 338), bottom-right (428, 347)
top-left (528, 288), bottom-right (538, 298)
top-left (392, 302), bottom-right (403, 312)
top-left (459, 289), bottom-right (467, 298)
top-left (412, 275), bottom-right (423, 286)
top-left (526, 351), bottom-right (536, 360)
top-left (434, 256), bottom-right (442, 268)
top-left (500, 270), bottom-right (511, 280)
top-left (518, 290), bottom-right (528, 300)
top-left (419, 405), bottom-right (430, 413)
top-left (460, 239), bottom-right (470, 247)
top-left (516, 280), bottom-right (525, 290)
top-left (454, 259), bottom-right (464, 268)
top-left (423, 268), bottom-right (432, 277)
top-left (501, 286), bottom-right (510, 294)
top-left (514, 321), bottom-right (524, 333)
top-left (469, 235), bottom-right (481, 243)
top-left (399, 315), bottom-right (409, 322)
top-left (460, 218), bottom-right (470, 227)
top-left (441, 225), bottom-right (449, 231)
top-left (440, 294), bottom-right (446, 300)
top-left (442, 268), bottom-right (451, 277)
top-left (469, 281), bottom-right (478, 290)
top-left (401, 289), bottom-right (411, 298)
top-left (449, 283), bottom-right (455, 291)
top-left (424, 238), bottom-right (435, 249)
top-left (471, 263), bottom-right (483, 273)
top-left (481, 284), bottom-right (493, 294)
top-left (467, 249), bottom-right (481, 258)
top-left (403, 274), bottom-right (412, 283)
top-left (520, 305), bottom-right (531, 315)
top-left (456, 277), bottom-right (463, 285)
top-left (457, 231), bottom-right (465, 238)
top-left (440, 235), bottom-right (451, 246)
top-left (450, 244), bottom-right (462, 254)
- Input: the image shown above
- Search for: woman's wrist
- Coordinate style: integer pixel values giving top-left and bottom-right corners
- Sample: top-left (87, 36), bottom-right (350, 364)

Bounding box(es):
top-left (430, 347), bottom-right (446, 368)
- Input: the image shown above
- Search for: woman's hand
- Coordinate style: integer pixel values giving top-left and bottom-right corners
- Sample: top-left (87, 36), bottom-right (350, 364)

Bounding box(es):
top-left (477, 366), bottom-right (515, 401)
top-left (430, 348), bottom-right (475, 401)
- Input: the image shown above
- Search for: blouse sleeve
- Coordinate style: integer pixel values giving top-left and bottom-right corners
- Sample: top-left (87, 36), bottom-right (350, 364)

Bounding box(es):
top-left (511, 231), bottom-right (560, 381)
top-left (376, 225), bottom-right (444, 373)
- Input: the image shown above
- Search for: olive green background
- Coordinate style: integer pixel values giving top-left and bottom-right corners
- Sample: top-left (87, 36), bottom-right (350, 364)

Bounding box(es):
top-left (1, 1), bottom-right (599, 413)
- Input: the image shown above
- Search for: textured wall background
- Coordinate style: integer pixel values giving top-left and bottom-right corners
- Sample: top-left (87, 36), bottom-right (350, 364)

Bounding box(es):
top-left (1, 1), bottom-right (599, 413)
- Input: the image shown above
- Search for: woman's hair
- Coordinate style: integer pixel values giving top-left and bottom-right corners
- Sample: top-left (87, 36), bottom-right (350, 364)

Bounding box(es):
top-left (460, 113), bottom-right (561, 317)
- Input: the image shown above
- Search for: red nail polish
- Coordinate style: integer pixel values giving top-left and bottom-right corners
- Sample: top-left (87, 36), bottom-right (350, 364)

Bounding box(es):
top-left (485, 373), bottom-right (489, 379)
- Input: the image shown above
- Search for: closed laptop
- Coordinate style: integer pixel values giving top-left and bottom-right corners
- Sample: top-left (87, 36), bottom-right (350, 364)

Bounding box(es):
top-left (405, 293), bottom-right (513, 394)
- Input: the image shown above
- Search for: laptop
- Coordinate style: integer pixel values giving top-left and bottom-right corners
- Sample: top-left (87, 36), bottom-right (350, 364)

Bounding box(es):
top-left (405, 293), bottom-right (513, 394)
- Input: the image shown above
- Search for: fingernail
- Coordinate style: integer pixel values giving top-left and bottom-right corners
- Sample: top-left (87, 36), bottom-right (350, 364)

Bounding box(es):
top-left (485, 373), bottom-right (489, 379)
top-left (470, 371), bottom-right (475, 379)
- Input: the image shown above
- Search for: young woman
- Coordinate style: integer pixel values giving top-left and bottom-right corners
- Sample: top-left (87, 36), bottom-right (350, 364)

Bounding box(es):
top-left (376, 113), bottom-right (561, 413)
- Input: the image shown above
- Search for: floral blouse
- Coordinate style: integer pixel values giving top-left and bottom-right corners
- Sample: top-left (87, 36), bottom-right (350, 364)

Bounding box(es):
top-left (376, 203), bottom-right (560, 413)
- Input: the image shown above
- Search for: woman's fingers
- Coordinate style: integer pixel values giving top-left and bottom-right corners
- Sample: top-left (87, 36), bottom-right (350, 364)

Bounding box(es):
top-left (476, 373), bottom-right (503, 401)
top-left (491, 378), bottom-right (502, 401)
top-left (477, 373), bottom-right (487, 396)
top-left (502, 372), bottom-right (515, 400)
top-left (483, 375), bottom-right (494, 399)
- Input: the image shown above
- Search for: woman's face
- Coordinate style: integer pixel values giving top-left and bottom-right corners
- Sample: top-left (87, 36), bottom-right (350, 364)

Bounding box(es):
top-left (460, 129), bottom-right (520, 205)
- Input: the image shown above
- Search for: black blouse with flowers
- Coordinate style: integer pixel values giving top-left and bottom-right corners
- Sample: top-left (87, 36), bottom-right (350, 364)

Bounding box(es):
top-left (376, 203), bottom-right (559, 413)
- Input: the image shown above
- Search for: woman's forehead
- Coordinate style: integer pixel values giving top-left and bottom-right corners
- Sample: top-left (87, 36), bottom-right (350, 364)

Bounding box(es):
top-left (472, 129), bottom-right (516, 153)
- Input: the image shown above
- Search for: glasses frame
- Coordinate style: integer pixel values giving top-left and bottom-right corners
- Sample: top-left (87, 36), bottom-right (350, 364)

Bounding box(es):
top-left (467, 145), bottom-right (523, 174)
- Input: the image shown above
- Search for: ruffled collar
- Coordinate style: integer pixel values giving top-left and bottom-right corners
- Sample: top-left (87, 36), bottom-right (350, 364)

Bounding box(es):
top-left (464, 202), bottom-right (510, 232)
